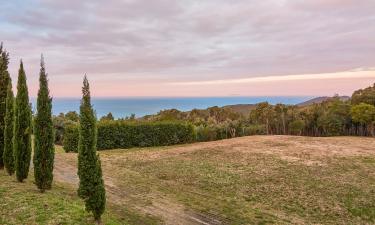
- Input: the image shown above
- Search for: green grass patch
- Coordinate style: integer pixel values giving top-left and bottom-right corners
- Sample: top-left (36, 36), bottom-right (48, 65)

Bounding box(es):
top-left (0, 170), bottom-right (151, 225)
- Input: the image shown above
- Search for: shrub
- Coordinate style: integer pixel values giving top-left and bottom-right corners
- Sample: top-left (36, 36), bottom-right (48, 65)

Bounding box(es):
top-left (63, 125), bottom-right (79, 152)
top-left (64, 121), bottom-right (195, 152)
top-left (241, 124), bottom-right (267, 136)
top-left (195, 125), bottom-right (218, 142)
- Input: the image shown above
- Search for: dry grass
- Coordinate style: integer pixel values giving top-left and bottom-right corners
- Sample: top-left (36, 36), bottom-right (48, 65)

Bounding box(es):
top-left (55, 136), bottom-right (375, 224)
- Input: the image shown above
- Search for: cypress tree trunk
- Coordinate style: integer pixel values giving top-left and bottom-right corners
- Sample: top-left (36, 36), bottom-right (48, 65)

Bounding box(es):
top-left (77, 76), bottom-right (106, 222)
top-left (14, 61), bottom-right (32, 182)
top-left (33, 56), bottom-right (55, 192)
top-left (0, 44), bottom-right (10, 169)
top-left (3, 80), bottom-right (15, 175)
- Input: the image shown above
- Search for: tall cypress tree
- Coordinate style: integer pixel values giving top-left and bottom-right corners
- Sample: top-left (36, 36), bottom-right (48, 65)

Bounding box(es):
top-left (0, 43), bottom-right (10, 169)
top-left (14, 61), bottom-right (32, 182)
top-left (77, 76), bottom-right (106, 222)
top-left (3, 79), bottom-right (15, 175)
top-left (33, 56), bottom-right (55, 192)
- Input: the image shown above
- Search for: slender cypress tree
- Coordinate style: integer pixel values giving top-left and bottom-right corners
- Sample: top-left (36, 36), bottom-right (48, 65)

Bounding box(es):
top-left (3, 79), bottom-right (15, 175)
top-left (33, 56), bottom-right (55, 192)
top-left (0, 43), bottom-right (10, 169)
top-left (77, 76), bottom-right (106, 222)
top-left (14, 61), bottom-right (32, 182)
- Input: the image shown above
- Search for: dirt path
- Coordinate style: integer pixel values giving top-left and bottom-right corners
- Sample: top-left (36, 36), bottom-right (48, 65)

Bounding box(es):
top-left (54, 154), bottom-right (222, 225)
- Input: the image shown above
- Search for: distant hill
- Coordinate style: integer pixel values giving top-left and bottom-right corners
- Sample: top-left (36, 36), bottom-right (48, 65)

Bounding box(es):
top-left (296, 96), bottom-right (350, 107)
top-left (221, 96), bottom-right (351, 115)
top-left (222, 104), bottom-right (256, 115)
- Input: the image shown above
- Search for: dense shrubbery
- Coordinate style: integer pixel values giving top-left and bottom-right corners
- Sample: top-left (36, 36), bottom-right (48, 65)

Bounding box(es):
top-left (64, 121), bottom-right (195, 152)
top-left (53, 112), bottom-right (79, 145)
top-left (195, 123), bottom-right (266, 142)
top-left (62, 124), bottom-right (79, 152)
top-left (63, 125), bottom-right (80, 152)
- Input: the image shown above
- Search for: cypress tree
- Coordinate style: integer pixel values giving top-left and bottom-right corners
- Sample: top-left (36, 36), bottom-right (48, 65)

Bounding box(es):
top-left (77, 76), bottom-right (106, 222)
top-left (0, 43), bottom-right (10, 169)
top-left (3, 79), bottom-right (15, 175)
top-left (14, 61), bottom-right (32, 182)
top-left (33, 56), bottom-right (55, 191)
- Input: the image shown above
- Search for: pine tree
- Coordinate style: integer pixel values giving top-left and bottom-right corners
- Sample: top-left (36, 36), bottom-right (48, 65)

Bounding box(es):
top-left (77, 76), bottom-right (106, 222)
top-left (0, 43), bottom-right (10, 169)
top-left (33, 56), bottom-right (55, 191)
top-left (3, 79), bottom-right (15, 175)
top-left (14, 61), bottom-right (32, 182)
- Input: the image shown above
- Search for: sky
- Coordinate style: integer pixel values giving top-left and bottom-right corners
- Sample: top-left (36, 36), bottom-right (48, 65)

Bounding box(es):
top-left (1, 0), bottom-right (375, 97)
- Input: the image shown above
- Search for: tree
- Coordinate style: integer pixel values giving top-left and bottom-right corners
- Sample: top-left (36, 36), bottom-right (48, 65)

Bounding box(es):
top-left (0, 43), bottom-right (10, 169)
top-left (33, 56), bottom-right (55, 192)
top-left (351, 83), bottom-right (375, 106)
top-left (351, 103), bottom-right (375, 136)
top-left (14, 61), bottom-right (32, 182)
top-left (3, 80), bottom-right (15, 175)
top-left (289, 120), bottom-right (305, 135)
top-left (250, 102), bottom-right (274, 134)
top-left (65, 111), bottom-right (80, 122)
top-left (77, 76), bottom-right (106, 222)
top-left (100, 112), bottom-right (114, 121)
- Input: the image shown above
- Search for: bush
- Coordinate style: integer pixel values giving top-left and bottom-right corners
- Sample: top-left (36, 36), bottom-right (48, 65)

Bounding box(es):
top-left (241, 124), bottom-right (267, 136)
top-left (63, 121), bottom-right (195, 152)
top-left (63, 125), bottom-right (79, 152)
top-left (53, 116), bottom-right (77, 145)
top-left (195, 125), bottom-right (218, 142)
top-left (195, 123), bottom-right (266, 142)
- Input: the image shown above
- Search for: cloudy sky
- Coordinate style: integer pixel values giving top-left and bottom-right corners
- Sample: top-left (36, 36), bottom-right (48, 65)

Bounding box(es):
top-left (1, 0), bottom-right (375, 97)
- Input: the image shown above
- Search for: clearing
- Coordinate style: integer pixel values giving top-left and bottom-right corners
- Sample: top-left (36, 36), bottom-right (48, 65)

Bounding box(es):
top-left (53, 135), bottom-right (375, 224)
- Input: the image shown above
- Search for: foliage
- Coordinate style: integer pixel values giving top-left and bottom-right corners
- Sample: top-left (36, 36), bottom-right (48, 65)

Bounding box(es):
top-left (100, 112), bottom-right (114, 121)
top-left (64, 121), bottom-right (195, 151)
top-left (351, 83), bottom-right (375, 105)
top-left (3, 80), bottom-right (14, 175)
top-left (77, 76), bottom-right (106, 221)
top-left (65, 111), bottom-right (80, 122)
top-left (63, 124), bottom-right (80, 152)
top-left (33, 56), bottom-right (55, 192)
top-left (0, 43), bottom-right (10, 169)
top-left (13, 61), bottom-right (32, 182)
top-left (351, 103), bottom-right (375, 124)
top-left (53, 112), bottom-right (78, 145)
top-left (288, 120), bottom-right (305, 135)
top-left (351, 103), bottom-right (375, 136)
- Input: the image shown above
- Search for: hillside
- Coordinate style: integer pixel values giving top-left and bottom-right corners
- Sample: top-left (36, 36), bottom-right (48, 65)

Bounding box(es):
top-left (53, 136), bottom-right (375, 225)
top-left (222, 104), bottom-right (256, 115)
top-left (296, 96), bottom-right (350, 106)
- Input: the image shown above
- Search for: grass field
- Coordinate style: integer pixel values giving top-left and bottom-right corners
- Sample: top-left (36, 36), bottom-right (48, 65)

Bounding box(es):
top-left (56, 135), bottom-right (375, 224)
top-left (0, 172), bottom-right (124, 225)
top-left (2, 135), bottom-right (375, 224)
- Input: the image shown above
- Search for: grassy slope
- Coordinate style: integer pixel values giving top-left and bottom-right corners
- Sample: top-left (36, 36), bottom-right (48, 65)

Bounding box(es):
top-left (0, 171), bottom-right (123, 225)
top-left (3, 136), bottom-right (374, 224)
top-left (0, 169), bottom-right (160, 225)
top-left (95, 136), bottom-right (375, 224)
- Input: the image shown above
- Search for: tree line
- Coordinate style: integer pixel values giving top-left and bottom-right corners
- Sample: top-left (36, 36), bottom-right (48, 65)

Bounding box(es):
top-left (54, 82), bottom-right (375, 147)
top-left (0, 44), bottom-right (106, 223)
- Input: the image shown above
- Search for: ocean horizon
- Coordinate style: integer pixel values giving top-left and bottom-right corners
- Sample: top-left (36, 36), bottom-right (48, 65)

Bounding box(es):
top-left (31, 96), bottom-right (314, 119)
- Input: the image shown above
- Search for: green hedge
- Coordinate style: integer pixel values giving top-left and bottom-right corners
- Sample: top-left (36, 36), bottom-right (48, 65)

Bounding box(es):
top-left (63, 124), bottom-right (79, 152)
top-left (63, 121), bottom-right (195, 152)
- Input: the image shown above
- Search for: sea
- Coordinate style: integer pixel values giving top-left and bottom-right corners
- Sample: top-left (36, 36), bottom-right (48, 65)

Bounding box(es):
top-left (30, 96), bottom-right (314, 119)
